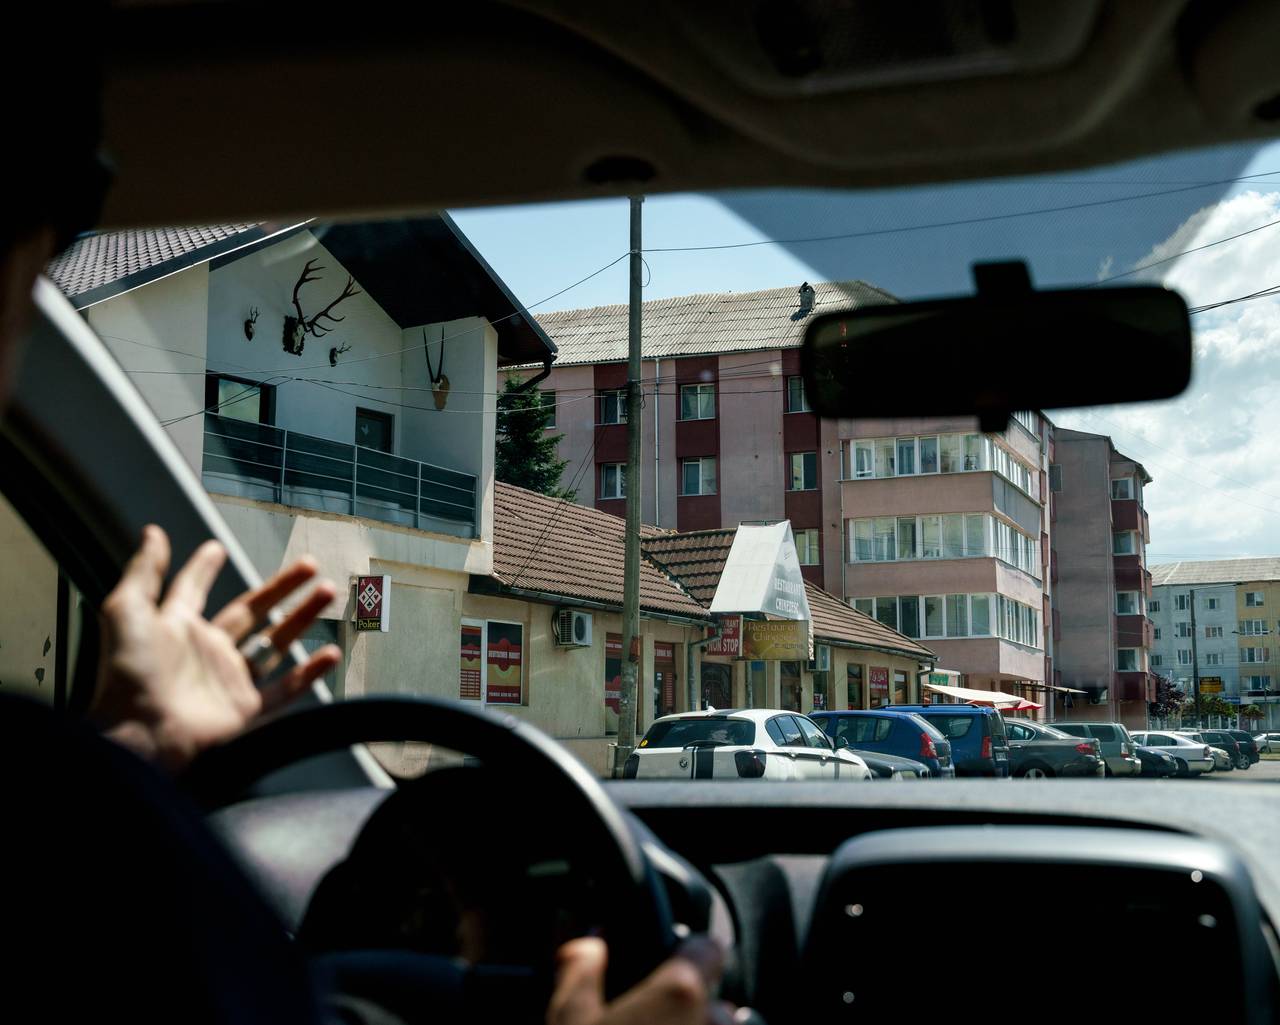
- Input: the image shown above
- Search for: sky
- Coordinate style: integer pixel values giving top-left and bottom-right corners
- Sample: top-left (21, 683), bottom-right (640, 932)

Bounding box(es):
top-left (453, 140), bottom-right (1280, 564)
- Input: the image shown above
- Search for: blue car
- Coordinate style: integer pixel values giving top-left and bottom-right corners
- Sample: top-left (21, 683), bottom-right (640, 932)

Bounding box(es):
top-left (808, 710), bottom-right (956, 778)
top-left (883, 704), bottom-right (1011, 777)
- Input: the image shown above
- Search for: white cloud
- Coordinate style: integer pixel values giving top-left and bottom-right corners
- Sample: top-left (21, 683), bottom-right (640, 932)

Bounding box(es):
top-left (1056, 190), bottom-right (1280, 561)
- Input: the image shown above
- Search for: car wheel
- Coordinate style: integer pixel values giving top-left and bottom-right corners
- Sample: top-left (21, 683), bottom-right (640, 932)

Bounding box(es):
top-left (1236, 754), bottom-right (1250, 770)
top-left (1104, 764), bottom-right (1113, 777)
top-left (1019, 764), bottom-right (1053, 779)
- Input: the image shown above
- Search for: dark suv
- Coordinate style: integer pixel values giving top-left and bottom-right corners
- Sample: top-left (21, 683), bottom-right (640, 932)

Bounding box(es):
top-left (1200, 729), bottom-right (1249, 770)
top-left (809, 710), bottom-right (956, 778)
top-left (1224, 729), bottom-right (1260, 768)
top-left (884, 704), bottom-right (1010, 777)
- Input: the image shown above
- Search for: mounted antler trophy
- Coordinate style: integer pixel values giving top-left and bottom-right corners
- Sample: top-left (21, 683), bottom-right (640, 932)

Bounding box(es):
top-left (282, 259), bottom-right (361, 355)
top-left (423, 327), bottom-right (450, 409)
top-left (244, 307), bottom-right (259, 340)
top-left (329, 342), bottom-right (352, 367)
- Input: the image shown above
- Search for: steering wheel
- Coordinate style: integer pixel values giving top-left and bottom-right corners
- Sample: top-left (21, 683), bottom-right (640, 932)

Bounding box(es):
top-left (184, 696), bottom-right (676, 1020)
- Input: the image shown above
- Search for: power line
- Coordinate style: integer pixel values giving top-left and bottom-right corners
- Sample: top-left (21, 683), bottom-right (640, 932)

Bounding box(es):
top-left (1189, 283), bottom-right (1280, 315)
top-left (641, 168), bottom-right (1280, 254)
top-left (1088, 216), bottom-right (1280, 285)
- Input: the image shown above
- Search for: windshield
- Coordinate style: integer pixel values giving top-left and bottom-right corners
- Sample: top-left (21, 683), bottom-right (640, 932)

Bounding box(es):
top-left (640, 718), bottom-right (755, 749)
top-left (13, 135), bottom-right (1280, 789)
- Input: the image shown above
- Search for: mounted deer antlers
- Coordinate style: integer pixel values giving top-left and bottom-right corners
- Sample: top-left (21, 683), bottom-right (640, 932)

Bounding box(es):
top-left (281, 258), bottom-right (361, 355)
top-left (329, 342), bottom-right (352, 367)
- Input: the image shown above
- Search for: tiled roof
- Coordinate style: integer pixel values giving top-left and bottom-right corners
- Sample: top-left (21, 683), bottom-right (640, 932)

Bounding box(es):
top-left (1150, 558), bottom-right (1280, 587)
top-left (534, 280), bottom-right (896, 366)
top-left (47, 225), bottom-right (262, 302)
top-left (490, 483), bottom-right (708, 620)
top-left (642, 526), bottom-right (933, 659)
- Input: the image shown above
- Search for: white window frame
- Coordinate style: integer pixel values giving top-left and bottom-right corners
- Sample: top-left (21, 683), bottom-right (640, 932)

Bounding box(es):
top-left (1151, 654), bottom-right (1163, 667)
top-left (1110, 478), bottom-right (1134, 500)
top-left (1175, 621), bottom-right (1192, 638)
top-left (679, 456), bottom-right (717, 496)
top-left (1153, 627), bottom-right (1162, 640)
top-left (1246, 591), bottom-right (1265, 607)
top-left (1116, 648), bottom-right (1139, 672)
top-left (787, 451), bottom-right (819, 492)
top-left (597, 389), bottom-right (627, 425)
top-left (1205, 625), bottom-right (1223, 638)
top-left (1242, 646), bottom-right (1270, 664)
top-left (1205, 653), bottom-right (1221, 666)
top-left (1112, 531), bottom-right (1136, 555)
top-left (1174, 594), bottom-right (1189, 611)
top-left (1177, 649), bottom-right (1192, 666)
top-left (1149, 599), bottom-right (1160, 613)
top-left (795, 528), bottom-right (820, 566)
top-left (1239, 619), bottom-right (1269, 636)
top-left (1205, 597), bottom-right (1220, 610)
top-left (462, 617), bottom-right (526, 706)
top-left (600, 462), bottom-right (626, 499)
top-left (1115, 591), bottom-right (1140, 615)
top-left (784, 376), bottom-right (811, 413)
top-left (678, 383), bottom-right (716, 421)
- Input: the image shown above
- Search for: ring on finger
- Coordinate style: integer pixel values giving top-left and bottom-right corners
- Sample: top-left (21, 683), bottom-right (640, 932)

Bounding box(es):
top-left (238, 632), bottom-right (279, 676)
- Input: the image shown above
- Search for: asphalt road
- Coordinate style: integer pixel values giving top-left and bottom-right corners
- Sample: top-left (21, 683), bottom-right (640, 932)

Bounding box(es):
top-left (1195, 757), bottom-right (1280, 782)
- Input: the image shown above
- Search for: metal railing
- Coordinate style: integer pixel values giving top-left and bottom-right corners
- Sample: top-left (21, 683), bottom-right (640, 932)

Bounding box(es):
top-left (202, 414), bottom-right (478, 539)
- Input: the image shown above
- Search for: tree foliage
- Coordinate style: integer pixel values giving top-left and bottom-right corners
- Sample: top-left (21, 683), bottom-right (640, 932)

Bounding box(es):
top-left (1148, 676), bottom-right (1185, 720)
top-left (494, 377), bottom-right (575, 500)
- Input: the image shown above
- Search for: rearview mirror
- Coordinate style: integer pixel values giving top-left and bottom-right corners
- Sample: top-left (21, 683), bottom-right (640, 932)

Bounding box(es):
top-left (801, 262), bottom-right (1192, 431)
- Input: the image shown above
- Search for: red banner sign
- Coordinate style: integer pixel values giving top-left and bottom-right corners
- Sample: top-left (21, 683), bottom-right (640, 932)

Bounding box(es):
top-left (704, 615), bottom-right (742, 657)
top-left (485, 622), bottom-right (523, 704)
top-left (355, 575), bottom-right (391, 632)
top-left (654, 641), bottom-right (675, 664)
top-left (459, 624), bottom-right (482, 701)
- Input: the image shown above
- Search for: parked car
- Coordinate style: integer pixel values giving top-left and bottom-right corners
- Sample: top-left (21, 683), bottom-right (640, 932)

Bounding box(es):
top-left (1050, 722), bottom-right (1142, 777)
top-left (1224, 729), bottom-right (1260, 767)
top-left (883, 704), bottom-right (1010, 777)
top-left (1133, 746), bottom-right (1179, 778)
top-left (1199, 730), bottom-right (1247, 770)
top-left (809, 709), bottom-right (955, 778)
top-left (853, 751), bottom-right (934, 780)
top-left (1003, 718), bottom-right (1105, 778)
top-left (625, 709), bottom-right (872, 780)
top-left (1255, 732), bottom-right (1280, 754)
top-left (1130, 731), bottom-right (1216, 776)
top-left (1175, 731), bottom-right (1235, 771)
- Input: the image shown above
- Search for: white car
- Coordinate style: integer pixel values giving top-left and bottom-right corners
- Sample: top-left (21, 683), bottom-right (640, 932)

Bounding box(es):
top-left (625, 709), bottom-right (873, 781)
top-left (1130, 732), bottom-right (1216, 776)
top-left (1254, 733), bottom-right (1280, 754)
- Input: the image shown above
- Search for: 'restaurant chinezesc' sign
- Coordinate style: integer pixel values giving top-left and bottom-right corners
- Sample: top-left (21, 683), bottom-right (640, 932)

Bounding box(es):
top-left (355, 575), bottom-right (391, 632)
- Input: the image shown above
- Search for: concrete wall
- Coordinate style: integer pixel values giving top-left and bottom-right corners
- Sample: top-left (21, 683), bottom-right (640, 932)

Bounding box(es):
top-left (718, 351), bottom-right (785, 526)
top-left (1149, 582), bottom-right (1238, 694)
top-left (0, 496), bottom-right (61, 704)
top-left (87, 262), bottom-right (210, 472)
top-left (840, 472), bottom-right (998, 519)
top-left (539, 364), bottom-right (596, 505)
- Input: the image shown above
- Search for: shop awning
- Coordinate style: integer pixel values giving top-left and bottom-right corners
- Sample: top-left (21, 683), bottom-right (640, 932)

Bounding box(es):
top-left (924, 682), bottom-right (1041, 710)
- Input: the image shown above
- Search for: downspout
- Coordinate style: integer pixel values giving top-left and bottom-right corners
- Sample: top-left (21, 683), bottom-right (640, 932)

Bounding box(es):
top-left (917, 659), bottom-right (936, 705)
top-left (508, 359), bottom-right (553, 393)
top-left (653, 357), bottom-right (661, 527)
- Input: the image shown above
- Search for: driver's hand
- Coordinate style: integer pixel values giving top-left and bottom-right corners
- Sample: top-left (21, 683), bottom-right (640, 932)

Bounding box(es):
top-left (548, 936), bottom-right (736, 1025)
top-left (93, 525), bottom-right (340, 771)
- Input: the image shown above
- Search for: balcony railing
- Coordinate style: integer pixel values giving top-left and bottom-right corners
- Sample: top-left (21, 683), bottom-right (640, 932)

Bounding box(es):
top-left (202, 414), bottom-right (478, 539)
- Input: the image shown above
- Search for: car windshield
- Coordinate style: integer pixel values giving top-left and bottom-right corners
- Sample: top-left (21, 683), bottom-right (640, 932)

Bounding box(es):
top-left (640, 718), bottom-right (755, 749)
top-left (14, 133), bottom-right (1280, 788)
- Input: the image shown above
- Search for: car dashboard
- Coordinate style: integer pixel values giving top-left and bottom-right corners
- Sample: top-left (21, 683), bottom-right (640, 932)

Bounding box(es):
top-left (210, 780), bottom-right (1280, 1023)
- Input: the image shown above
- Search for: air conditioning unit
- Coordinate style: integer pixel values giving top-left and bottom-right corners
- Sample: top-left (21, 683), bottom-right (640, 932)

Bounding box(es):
top-left (554, 608), bottom-right (593, 648)
top-left (807, 644), bottom-right (831, 673)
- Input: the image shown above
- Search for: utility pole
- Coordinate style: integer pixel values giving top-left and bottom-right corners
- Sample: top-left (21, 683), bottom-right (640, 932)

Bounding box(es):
top-left (1189, 587), bottom-right (1202, 726)
top-left (614, 195), bottom-right (643, 777)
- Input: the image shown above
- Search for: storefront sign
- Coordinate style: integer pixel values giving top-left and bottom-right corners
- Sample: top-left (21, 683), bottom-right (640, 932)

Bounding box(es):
top-left (869, 667), bottom-right (890, 707)
top-left (704, 615), bottom-right (742, 657)
top-left (485, 622), bottom-right (523, 704)
top-left (742, 619), bottom-right (809, 660)
top-left (1200, 676), bottom-right (1224, 693)
top-left (604, 633), bottom-right (640, 733)
top-left (355, 575), bottom-right (391, 632)
top-left (459, 624), bottom-right (482, 700)
top-left (710, 522), bottom-right (812, 623)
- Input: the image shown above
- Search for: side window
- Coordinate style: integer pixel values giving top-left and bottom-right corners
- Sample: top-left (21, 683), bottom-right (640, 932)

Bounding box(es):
top-left (873, 718), bottom-right (892, 742)
top-left (765, 718), bottom-right (787, 746)
top-left (775, 716), bottom-right (806, 748)
top-left (1008, 722), bottom-right (1029, 740)
top-left (1090, 725), bottom-right (1118, 742)
top-left (797, 717), bottom-right (832, 750)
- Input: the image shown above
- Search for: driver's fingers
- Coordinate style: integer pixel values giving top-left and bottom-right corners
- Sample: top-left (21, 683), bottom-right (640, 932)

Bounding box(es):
top-left (595, 955), bottom-right (711, 1025)
top-left (547, 938), bottom-right (607, 1025)
top-left (211, 556), bottom-right (320, 641)
top-left (160, 539), bottom-right (226, 617)
top-left (110, 525), bottom-right (171, 611)
top-left (257, 645), bottom-right (341, 715)
top-left (263, 580), bottom-right (337, 652)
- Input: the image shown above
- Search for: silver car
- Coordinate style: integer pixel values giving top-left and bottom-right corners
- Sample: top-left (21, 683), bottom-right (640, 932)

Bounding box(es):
top-left (1129, 731), bottom-right (1215, 777)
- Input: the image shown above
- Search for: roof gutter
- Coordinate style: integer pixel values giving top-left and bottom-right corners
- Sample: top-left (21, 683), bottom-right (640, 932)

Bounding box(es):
top-left (507, 359), bottom-right (553, 394)
top-left (818, 636), bottom-right (936, 663)
top-left (468, 577), bottom-right (711, 627)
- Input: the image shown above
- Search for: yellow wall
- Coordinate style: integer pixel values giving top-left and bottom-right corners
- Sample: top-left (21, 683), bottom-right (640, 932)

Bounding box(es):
top-left (1235, 581), bottom-right (1280, 676)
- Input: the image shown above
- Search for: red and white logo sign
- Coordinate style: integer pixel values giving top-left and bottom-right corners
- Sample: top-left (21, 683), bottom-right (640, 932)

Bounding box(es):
top-left (355, 575), bottom-right (391, 632)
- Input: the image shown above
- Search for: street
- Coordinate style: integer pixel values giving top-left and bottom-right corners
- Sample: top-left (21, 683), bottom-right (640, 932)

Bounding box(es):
top-left (1196, 758), bottom-right (1280, 783)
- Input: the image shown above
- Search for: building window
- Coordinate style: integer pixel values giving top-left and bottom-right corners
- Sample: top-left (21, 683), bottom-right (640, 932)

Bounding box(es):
top-left (788, 452), bottom-right (818, 491)
top-left (971, 594), bottom-right (992, 636)
top-left (875, 439), bottom-right (895, 478)
top-left (355, 407), bottom-right (394, 453)
top-left (853, 593), bottom-right (1012, 643)
top-left (1049, 464), bottom-right (1063, 492)
top-left (680, 456), bottom-right (717, 496)
top-left (1242, 647), bottom-right (1271, 663)
top-left (874, 597), bottom-right (898, 631)
top-left (1112, 531), bottom-right (1135, 555)
top-left (852, 598), bottom-right (873, 616)
top-left (1205, 596), bottom-right (1220, 610)
top-left (1012, 410), bottom-right (1038, 436)
top-left (1149, 599), bottom-right (1160, 612)
top-left (1246, 591), bottom-right (1265, 607)
top-left (1175, 594), bottom-right (1189, 611)
top-left (1239, 619), bottom-right (1269, 636)
top-left (1177, 649), bottom-right (1192, 666)
top-left (206, 373), bottom-right (274, 424)
top-left (1117, 648), bottom-right (1138, 672)
top-left (600, 463), bottom-right (626, 499)
top-left (795, 528), bottom-right (820, 566)
top-left (1116, 591), bottom-right (1139, 615)
top-left (1205, 653), bottom-right (1221, 666)
top-left (1111, 478), bottom-right (1134, 500)
top-left (679, 383), bottom-right (716, 421)
top-left (919, 436), bottom-right (939, 474)
top-left (459, 619), bottom-right (525, 705)
top-left (1245, 675), bottom-right (1272, 690)
top-left (1154, 628), bottom-right (1162, 640)
top-left (847, 664), bottom-right (864, 709)
top-left (898, 595), bottom-right (920, 638)
top-left (1206, 625), bottom-right (1223, 638)
top-left (598, 389), bottom-right (627, 425)
top-left (851, 440), bottom-right (874, 479)
top-left (785, 376), bottom-right (811, 413)
top-left (896, 437), bottom-right (916, 476)
top-left (1175, 621), bottom-right (1191, 637)
top-left (1151, 654), bottom-right (1163, 667)
top-left (924, 595), bottom-right (944, 637)
top-left (540, 390), bottom-right (557, 428)
top-left (946, 594), bottom-right (969, 638)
